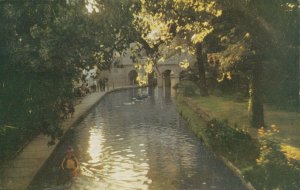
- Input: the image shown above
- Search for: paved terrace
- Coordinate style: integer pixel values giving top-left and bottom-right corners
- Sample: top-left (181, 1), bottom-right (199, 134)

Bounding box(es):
top-left (0, 86), bottom-right (135, 190)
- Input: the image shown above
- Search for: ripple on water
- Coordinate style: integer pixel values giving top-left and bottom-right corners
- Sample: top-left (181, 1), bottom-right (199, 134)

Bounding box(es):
top-left (30, 88), bottom-right (248, 190)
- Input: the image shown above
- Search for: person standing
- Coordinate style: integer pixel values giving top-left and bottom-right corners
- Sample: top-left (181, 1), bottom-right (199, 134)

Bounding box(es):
top-left (58, 146), bottom-right (79, 184)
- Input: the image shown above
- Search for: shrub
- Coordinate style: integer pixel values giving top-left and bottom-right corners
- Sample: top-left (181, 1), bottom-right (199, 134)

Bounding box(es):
top-left (233, 92), bottom-right (246, 102)
top-left (204, 119), bottom-right (260, 167)
top-left (244, 128), bottom-right (300, 190)
top-left (0, 127), bottom-right (28, 161)
top-left (176, 81), bottom-right (198, 97)
top-left (213, 89), bottom-right (223, 97)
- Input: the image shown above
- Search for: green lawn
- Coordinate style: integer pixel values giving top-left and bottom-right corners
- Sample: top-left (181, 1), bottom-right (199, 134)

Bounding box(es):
top-left (188, 95), bottom-right (300, 150)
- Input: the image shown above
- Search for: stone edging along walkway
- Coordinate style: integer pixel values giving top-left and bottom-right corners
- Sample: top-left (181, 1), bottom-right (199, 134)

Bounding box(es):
top-left (0, 85), bottom-right (136, 190)
top-left (177, 96), bottom-right (256, 190)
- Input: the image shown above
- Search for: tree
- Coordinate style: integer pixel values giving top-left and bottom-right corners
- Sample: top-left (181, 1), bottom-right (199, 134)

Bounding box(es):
top-left (131, 0), bottom-right (222, 95)
top-left (0, 1), bottom-right (89, 146)
top-left (204, 0), bottom-right (299, 127)
top-left (248, 0), bottom-right (299, 111)
top-left (0, 0), bottom-right (136, 157)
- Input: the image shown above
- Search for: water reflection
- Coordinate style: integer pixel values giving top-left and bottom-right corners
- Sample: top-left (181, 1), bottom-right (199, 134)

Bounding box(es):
top-left (88, 127), bottom-right (105, 164)
top-left (29, 87), bottom-right (247, 190)
top-left (73, 116), bottom-right (152, 189)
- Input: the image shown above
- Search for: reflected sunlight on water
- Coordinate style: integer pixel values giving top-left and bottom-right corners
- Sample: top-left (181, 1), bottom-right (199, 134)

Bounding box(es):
top-left (30, 88), bottom-right (247, 190)
top-left (88, 127), bottom-right (105, 164)
top-left (77, 123), bottom-right (152, 190)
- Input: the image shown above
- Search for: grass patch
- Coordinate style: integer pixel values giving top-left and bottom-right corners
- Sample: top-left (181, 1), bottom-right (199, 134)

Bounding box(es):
top-left (187, 94), bottom-right (300, 148)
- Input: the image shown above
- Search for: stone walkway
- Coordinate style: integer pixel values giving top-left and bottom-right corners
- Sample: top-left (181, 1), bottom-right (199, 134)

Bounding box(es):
top-left (0, 86), bottom-right (135, 190)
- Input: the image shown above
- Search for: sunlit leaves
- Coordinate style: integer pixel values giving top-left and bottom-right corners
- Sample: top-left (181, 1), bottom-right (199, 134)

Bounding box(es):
top-left (94, 51), bottom-right (104, 63)
top-left (85, 0), bottom-right (101, 13)
top-left (133, 9), bottom-right (172, 48)
top-left (133, 0), bottom-right (222, 49)
top-left (179, 59), bottom-right (189, 69)
top-left (214, 38), bottom-right (253, 71)
top-left (134, 63), bottom-right (150, 86)
top-left (133, 58), bottom-right (154, 85)
top-left (158, 57), bottom-right (165, 63)
top-left (131, 0), bottom-right (223, 89)
top-left (191, 26), bottom-right (214, 44)
top-left (130, 0), bottom-right (223, 93)
top-left (136, 73), bottom-right (148, 86)
top-left (144, 59), bottom-right (153, 73)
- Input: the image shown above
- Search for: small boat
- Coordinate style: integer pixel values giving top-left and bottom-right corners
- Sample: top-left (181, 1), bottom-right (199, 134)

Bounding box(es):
top-left (123, 101), bottom-right (135, 105)
top-left (136, 93), bottom-right (148, 100)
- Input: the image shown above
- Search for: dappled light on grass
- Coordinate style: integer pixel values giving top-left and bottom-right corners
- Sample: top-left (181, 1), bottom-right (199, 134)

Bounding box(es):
top-left (281, 145), bottom-right (300, 161)
top-left (257, 125), bottom-right (300, 161)
top-left (186, 93), bottom-right (299, 148)
top-left (246, 124), bottom-right (300, 190)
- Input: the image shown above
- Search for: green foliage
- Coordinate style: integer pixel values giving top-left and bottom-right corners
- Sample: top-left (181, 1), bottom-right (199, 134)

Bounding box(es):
top-left (0, 0), bottom-right (298, 169)
top-left (244, 135), bottom-right (300, 190)
top-left (0, 124), bottom-right (41, 161)
top-left (0, 1), bottom-right (79, 141)
top-left (213, 89), bottom-right (223, 97)
top-left (208, 0), bottom-right (299, 110)
top-left (0, 0), bottom-right (136, 161)
top-left (245, 162), bottom-right (300, 190)
top-left (232, 92), bottom-right (246, 102)
top-left (177, 91), bottom-right (300, 190)
top-left (204, 119), bottom-right (260, 167)
top-left (175, 81), bottom-right (198, 97)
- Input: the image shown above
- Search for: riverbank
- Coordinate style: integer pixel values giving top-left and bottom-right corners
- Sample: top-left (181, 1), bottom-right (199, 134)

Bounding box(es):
top-left (175, 92), bottom-right (300, 190)
top-left (0, 85), bottom-right (136, 190)
top-left (175, 95), bottom-right (257, 190)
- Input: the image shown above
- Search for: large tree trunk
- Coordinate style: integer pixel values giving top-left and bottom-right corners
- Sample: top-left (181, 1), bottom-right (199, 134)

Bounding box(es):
top-left (248, 61), bottom-right (264, 128)
top-left (196, 43), bottom-right (209, 96)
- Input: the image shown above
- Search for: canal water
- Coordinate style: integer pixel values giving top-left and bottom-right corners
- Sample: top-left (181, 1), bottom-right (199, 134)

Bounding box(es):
top-left (29, 88), bottom-right (247, 190)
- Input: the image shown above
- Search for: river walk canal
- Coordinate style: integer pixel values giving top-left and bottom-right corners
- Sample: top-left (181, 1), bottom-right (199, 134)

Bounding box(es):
top-left (29, 88), bottom-right (248, 190)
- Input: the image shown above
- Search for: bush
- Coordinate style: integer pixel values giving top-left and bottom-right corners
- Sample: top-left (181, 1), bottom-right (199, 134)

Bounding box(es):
top-left (176, 81), bottom-right (198, 97)
top-left (245, 163), bottom-right (300, 190)
top-left (0, 128), bottom-right (28, 161)
top-left (232, 92), bottom-right (246, 102)
top-left (0, 123), bottom-right (46, 162)
top-left (204, 119), bottom-right (260, 167)
top-left (213, 89), bottom-right (223, 97)
top-left (183, 85), bottom-right (196, 96)
top-left (244, 130), bottom-right (300, 190)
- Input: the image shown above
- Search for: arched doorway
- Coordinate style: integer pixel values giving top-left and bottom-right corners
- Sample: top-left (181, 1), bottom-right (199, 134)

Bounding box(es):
top-left (162, 70), bottom-right (171, 87)
top-left (162, 70), bottom-right (172, 98)
top-left (148, 72), bottom-right (157, 87)
top-left (128, 70), bottom-right (138, 85)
